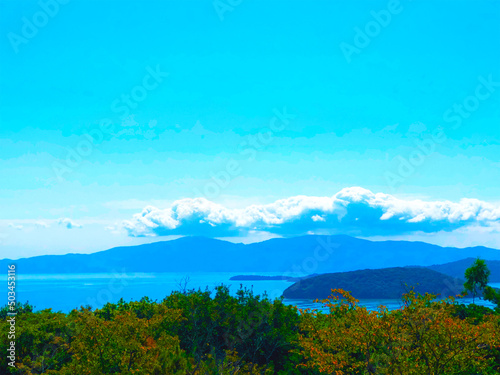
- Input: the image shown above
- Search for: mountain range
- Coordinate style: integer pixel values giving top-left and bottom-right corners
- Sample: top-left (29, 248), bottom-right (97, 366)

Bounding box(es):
top-left (3, 235), bottom-right (500, 274)
top-left (425, 258), bottom-right (500, 283)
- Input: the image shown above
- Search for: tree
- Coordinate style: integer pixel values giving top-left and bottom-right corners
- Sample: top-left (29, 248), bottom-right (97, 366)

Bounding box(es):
top-left (484, 286), bottom-right (500, 310)
top-left (296, 288), bottom-right (500, 374)
top-left (464, 258), bottom-right (491, 304)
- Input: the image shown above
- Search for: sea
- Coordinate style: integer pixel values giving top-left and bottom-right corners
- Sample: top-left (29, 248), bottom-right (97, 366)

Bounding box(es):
top-left (3, 272), bottom-right (499, 313)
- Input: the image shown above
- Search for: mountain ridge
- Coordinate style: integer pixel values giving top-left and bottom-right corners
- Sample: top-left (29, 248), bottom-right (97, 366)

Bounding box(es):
top-left (3, 235), bottom-right (500, 274)
top-left (426, 258), bottom-right (500, 283)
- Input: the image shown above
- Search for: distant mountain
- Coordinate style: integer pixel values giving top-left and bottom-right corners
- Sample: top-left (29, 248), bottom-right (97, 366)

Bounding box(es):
top-left (282, 268), bottom-right (465, 300)
top-left (2, 235), bottom-right (500, 274)
top-left (425, 258), bottom-right (500, 283)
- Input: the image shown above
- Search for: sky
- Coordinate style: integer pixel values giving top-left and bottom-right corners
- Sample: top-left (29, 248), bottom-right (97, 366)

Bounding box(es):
top-left (1, 0), bottom-right (500, 258)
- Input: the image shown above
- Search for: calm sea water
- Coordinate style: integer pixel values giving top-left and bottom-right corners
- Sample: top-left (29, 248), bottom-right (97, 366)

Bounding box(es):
top-left (3, 273), bottom-right (498, 313)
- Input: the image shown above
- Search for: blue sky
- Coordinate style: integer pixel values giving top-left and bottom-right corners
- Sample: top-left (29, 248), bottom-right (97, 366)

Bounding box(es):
top-left (1, 0), bottom-right (500, 258)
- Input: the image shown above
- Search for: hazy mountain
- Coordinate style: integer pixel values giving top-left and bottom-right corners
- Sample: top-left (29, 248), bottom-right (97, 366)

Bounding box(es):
top-left (2, 235), bottom-right (500, 274)
top-left (425, 258), bottom-right (500, 283)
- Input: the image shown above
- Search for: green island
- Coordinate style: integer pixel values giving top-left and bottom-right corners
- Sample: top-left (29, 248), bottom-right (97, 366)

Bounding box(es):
top-left (283, 267), bottom-right (467, 300)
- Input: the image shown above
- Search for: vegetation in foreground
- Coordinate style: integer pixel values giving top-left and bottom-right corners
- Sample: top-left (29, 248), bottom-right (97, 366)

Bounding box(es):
top-left (1, 260), bottom-right (500, 374)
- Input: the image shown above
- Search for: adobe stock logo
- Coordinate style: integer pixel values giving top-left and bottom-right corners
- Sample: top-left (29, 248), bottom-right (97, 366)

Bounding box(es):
top-left (443, 75), bottom-right (500, 130)
top-left (340, 0), bottom-right (408, 63)
top-left (110, 66), bottom-right (168, 119)
top-left (51, 65), bottom-right (168, 182)
top-left (384, 74), bottom-right (499, 190)
top-left (192, 107), bottom-right (296, 200)
top-left (7, 0), bottom-right (71, 54)
top-left (213, 0), bottom-right (244, 21)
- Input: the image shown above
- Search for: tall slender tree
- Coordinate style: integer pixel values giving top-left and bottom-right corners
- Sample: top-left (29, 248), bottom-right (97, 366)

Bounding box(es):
top-left (464, 258), bottom-right (491, 304)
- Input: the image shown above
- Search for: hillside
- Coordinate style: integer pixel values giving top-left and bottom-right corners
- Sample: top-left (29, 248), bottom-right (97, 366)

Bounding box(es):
top-left (426, 258), bottom-right (500, 282)
top-left (282, 267), bottom-right (465, 300)
top-left (2, 235), bottom-right (500, 274)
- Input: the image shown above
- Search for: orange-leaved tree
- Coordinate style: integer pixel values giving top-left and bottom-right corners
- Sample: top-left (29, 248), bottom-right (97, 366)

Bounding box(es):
top-left (296, 288), bottom-right (500, 375)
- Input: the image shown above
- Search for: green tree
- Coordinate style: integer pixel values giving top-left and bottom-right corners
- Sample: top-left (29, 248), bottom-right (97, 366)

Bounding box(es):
top-left (484, 286), bottom-right (500, 310)
top-left (464, 258), bottom-right (491, 304)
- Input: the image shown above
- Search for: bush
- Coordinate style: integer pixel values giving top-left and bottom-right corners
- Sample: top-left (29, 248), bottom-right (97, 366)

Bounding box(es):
top-left (296, 289), bottom-right (500, 375)
top-left (162, 284), bottom-right (302, 373)
top-left (2, 287), bottom-right (499, 374)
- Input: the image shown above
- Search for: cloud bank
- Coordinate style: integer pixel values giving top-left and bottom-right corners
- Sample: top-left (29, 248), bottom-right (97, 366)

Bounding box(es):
top-left (123, 187), bottom-right (500, 237)
top-left (57, 218), bottom-right (82, 229)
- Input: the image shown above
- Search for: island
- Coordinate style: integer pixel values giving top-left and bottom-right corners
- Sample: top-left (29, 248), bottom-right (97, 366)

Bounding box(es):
top-left (282, 267), bottom-right (466, 300)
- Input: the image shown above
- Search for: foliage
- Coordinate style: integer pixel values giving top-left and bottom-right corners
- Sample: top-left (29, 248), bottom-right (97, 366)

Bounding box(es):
top-left (484, 285), bottom-right (500, 310)
top-left (0, 307), bottom-right (72, 374)
top-left (452, 302), bottom-right (497, 323)
top-left (296, 289), bottom-right (500, 375)
top-left (61, 306), bottom-right (188, 374)
top-left (0, 301), bottom-right (34, 319)
top-left (464, 258), bottom-right (491, 303)
top-left (162, 285), bottom-right (302, 373)
top-left (1, 285), bottom-right (500, 374)
top-left (1, 286), bottom-right (302, 374)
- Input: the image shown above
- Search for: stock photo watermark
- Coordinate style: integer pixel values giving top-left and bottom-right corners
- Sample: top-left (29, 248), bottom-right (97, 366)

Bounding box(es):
top-left (384, 74), bottom-right (500, 190)
top-left (85, 269), bottom-right (131, 308)
top-left (213, 0), bottom-right (244, 21)
top-left (6, 264), bottom-right (17, 368)
top-left (7, 0), bottom-right (71, 54)
top-left (340, 0), bottom-right (411, 63)
top-left (265, 236), bottom-right (340, 300)
top-left (221, 236), bottom-right (341, 349)
top-left (192, 107), bottom-right (296, 199)
top-left (51, 65), bottom-right (168, 182)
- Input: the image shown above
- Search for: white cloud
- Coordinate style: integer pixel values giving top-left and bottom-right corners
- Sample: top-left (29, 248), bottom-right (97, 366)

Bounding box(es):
top-left (57, 218), bottom-right (82, 229)
top-left (104, 224), bottom-right (123, 235)
top-left (35, 221), bottom-right (50, 228)
top-left (311, 215), bottom-right (326, 222)
top-left (123, 187), bottom-right (500, 237)
top-left (8, 223), bottom-right (23, 230)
